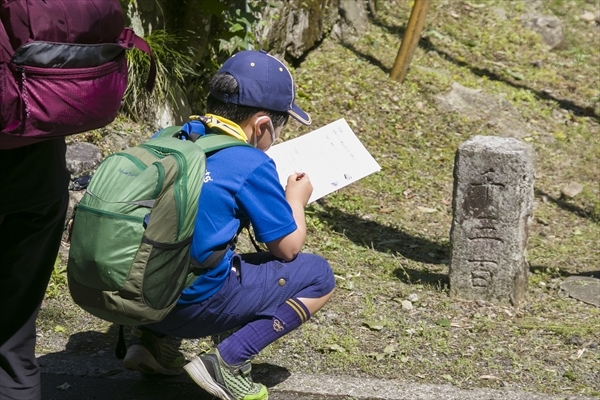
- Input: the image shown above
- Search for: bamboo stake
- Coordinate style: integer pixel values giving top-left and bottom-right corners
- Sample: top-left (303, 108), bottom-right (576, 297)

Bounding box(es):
top-left (390, 0), bottom-right (432, 83)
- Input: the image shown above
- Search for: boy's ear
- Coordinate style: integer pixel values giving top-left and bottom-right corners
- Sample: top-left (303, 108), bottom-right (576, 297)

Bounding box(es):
top-left (254, 115), bottom-right (272, 136)
top-left (238, 113), bottom-right (263, 137)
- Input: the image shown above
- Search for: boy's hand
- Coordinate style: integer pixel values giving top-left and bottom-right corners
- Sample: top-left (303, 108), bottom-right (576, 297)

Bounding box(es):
top-left (285, 173), bottom-right (313, 206)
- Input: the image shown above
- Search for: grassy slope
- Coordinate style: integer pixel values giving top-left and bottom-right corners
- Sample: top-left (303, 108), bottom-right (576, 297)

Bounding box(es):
top-left (262, 0), bottom-right (600, 396)
top-left (41, 0), bottom-right (599, 397)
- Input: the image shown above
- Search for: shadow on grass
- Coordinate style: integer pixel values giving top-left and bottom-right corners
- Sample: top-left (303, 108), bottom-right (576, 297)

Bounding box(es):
top-left (37, 325), bottom-right (291, 398)
top-left (391, 265), bottom-right (600, 293)
top-left (314, 203), bottom-right (450, 266)
top-left (536, 188), bottom-right (599, 224)
top-left (530, 264), bottom-right (600, 279)
top-left (393, 266), bottom-right (449, 289)
top-left (313, 202), bottom-right (600, 287)
top-left (341, 18), bottom-right (599, 121)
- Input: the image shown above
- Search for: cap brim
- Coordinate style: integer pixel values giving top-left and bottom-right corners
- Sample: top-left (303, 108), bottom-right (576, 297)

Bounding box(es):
top-left (288, 103), bottom-right (311, 126)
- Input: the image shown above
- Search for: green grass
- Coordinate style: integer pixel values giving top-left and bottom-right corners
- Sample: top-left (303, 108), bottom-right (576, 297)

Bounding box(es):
top-left (124, 30), bottom-right (197, 122)
top-left (45, 0), bottom-right (599, 397)
top-left (45, 256), bottom-right (67, 300)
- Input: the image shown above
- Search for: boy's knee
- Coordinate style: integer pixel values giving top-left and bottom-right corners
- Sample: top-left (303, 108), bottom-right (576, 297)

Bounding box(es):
top-left (297, 253), bottom-right (336, 294)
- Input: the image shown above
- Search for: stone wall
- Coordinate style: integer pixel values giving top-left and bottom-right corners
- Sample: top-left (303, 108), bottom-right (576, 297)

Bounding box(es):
top-left (120, 0), bottom-right (370, 129)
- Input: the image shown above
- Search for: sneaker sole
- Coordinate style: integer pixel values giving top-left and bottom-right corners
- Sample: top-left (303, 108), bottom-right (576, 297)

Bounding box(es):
top-left (123, 345), bottom-right (183, 376)
top-left (184, 356), bottom-right (233, 400)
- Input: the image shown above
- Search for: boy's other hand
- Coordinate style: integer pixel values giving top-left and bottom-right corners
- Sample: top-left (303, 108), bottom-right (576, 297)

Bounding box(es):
top-left (286, 173), bottom-right (313, 206)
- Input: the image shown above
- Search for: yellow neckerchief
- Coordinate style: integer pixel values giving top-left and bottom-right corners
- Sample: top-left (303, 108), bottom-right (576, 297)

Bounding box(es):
top-left (189, 114), bottom-right (248, 143)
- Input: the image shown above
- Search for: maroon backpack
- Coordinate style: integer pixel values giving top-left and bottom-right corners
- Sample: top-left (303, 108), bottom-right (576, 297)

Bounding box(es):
top-left (0, 0), bottom-right (156, 149)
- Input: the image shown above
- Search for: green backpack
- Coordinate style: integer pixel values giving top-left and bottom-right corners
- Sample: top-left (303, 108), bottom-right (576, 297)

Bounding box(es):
top-left (67, 125), bottom-right (250, 328)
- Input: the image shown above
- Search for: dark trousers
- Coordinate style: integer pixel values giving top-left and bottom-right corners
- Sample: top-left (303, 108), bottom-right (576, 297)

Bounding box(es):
top-left (0, 193), bottom-right (69, 400)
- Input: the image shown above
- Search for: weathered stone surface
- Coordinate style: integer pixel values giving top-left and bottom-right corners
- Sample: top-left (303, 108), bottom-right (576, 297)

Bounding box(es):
top-left (125, 0), bottom-right (354, 64)
top-left (256, 0), bottom-right (339, 60)
top-left (125, 1), bottom-right (363, 126)
top-left (124, 0), bottom-right (164, 38)
top-left (153, 85), bottom-right (193, 129)
top-left (435, 82), bottom-right (547, 140)
top-left (449, 136), bottom-right (535, 306)
top-left (561, 181), bottom-right (584, 199)
top-left (521, 12), bottom-right (565, 50)
top-left (102, 133), bottom-right (130, 155)
top-left (65, 190), bottom-right (85, 230)
top-left (331, 0), bottom-right (370, 43)
top-left (580, 11), bottom-right (597, 23)
top-left (65, 142), bottom-right (102, 178)
top-left (560, 276), bottom-right (600, 307)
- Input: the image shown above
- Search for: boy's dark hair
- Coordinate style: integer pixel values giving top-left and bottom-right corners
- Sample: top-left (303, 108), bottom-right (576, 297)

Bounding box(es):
top-left (206, 73), bottom-right (289, 128)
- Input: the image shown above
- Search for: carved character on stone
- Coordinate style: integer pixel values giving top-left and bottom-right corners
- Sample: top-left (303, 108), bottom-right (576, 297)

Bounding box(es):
top-left (469, 260), bottom-right (499, 288)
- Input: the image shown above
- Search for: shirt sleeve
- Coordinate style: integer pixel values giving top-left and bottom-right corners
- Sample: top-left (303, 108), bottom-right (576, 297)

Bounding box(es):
top-left (236, 157), bottom-right (297, 243)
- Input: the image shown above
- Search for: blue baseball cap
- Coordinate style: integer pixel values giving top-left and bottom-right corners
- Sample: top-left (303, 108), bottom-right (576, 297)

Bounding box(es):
top-left (210, 50), bottom-right (311, 126)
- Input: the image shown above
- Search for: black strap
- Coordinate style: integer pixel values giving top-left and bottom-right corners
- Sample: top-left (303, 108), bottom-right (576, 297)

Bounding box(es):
top-left (115, 325), bottom-right (127, 359)
top-left (190, 220), bottom-right (252, 272)
top-left (190, 246), bottom-right (229, 271)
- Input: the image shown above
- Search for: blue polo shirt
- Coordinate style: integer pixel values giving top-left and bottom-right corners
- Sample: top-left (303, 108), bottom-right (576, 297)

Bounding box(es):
top-left (177, 122), bottom-right (297, 304)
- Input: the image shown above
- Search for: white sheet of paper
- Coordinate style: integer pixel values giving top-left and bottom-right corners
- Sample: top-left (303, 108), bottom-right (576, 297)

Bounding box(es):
top-left (266, 118), bottom-right (381, 203)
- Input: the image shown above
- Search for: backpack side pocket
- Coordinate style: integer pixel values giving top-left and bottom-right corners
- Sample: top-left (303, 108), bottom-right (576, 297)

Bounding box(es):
top-left (2, 54), bottom-right (127, 142)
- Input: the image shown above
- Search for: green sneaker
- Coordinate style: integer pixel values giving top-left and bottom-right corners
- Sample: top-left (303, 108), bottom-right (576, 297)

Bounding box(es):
top-left (123, 327), bottom-right (185, 375)
top-left (184, 348), bottom-right (268, 400)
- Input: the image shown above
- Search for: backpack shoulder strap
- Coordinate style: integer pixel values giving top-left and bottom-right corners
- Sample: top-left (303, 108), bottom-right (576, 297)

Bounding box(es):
top-left (153, 125), bottom-right (184, 139)
top-left (188, 134), bottom-right (251, 272)
top-left (195, 133), bottom-right (251, 153)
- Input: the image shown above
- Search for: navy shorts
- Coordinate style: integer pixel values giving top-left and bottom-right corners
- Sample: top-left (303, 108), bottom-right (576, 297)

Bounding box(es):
top-left (148, 252), bottom-right (335, 338)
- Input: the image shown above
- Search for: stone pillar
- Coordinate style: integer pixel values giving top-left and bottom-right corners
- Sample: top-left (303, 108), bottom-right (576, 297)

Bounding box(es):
top-left (449, 136), bottom-right (535, 306)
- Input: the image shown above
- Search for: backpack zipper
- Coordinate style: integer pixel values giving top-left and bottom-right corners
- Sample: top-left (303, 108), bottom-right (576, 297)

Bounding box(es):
top-left (18, 67), bottom-right (31, 119)
top-left (76, 202), bottom-right (145, 223)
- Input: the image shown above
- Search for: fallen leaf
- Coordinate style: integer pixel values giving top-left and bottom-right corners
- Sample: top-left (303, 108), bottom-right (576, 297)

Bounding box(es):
top-left (426, 30), bottom-right (446, 40)
top-left (466, 2), bottom-right (486, 8)
top-left (383, 345), bottom-right (396, 354)
top-left (435, 319), bottom-right (451, 327)
top-left (479, 375), bottom-right (500, 380)
top-left (319, 344), bottom-right (345, 353)
top-left (363, 321), bottom-right (386, 331)
top-left (367, 352), bottom-right (386, 361)
top-left (57, 382), bottom-right (71, 390)
top-left (417, 206), bottom-right (437, 213)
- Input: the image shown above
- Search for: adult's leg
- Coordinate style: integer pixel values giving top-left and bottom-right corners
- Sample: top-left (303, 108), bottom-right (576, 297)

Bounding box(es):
top-left (0, 194), bottom-right (69, 399)
top-left (0, 305), bottom-right (41, 400)
top-left (0, 138), bottom-right (70, 346)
